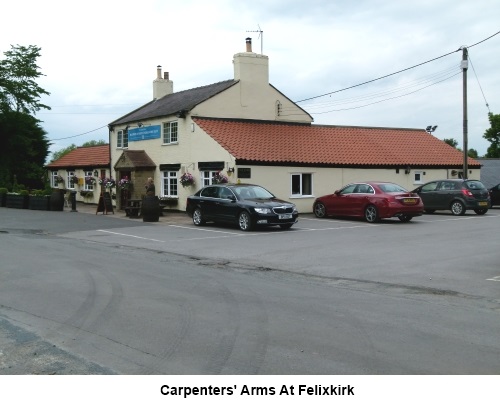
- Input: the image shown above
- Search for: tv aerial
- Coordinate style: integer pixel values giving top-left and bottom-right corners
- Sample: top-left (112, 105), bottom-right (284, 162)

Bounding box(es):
top-left (246, 25), bottom-right (263, 54)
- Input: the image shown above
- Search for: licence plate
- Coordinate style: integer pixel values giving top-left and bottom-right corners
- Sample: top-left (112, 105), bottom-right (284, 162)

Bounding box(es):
top-left (403, 198), bottom-right (416, 204)
top-left (478, 201), bottom-right (488, 206)
top-left (279, 214), bottom-right (292, 220)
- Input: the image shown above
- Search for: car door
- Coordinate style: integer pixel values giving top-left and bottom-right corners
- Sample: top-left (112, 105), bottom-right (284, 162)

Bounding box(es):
top-left (435, 181), bottom-right (457, 209)
top-left (199, 186), bottom-right (219, 220)
top-left (327, 184), bottom-right (357, 215)
top-left (214, 186), bottom-right (238, 222)
top-left (349, 183), bottom-right (371, 216)
top-left (415, 181), bottom-right (439, 209)
top-left (491, 184), bottom-right (500, 205)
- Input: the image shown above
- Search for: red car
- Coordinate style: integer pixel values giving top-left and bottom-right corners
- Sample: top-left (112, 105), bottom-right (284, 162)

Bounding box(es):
top-left (313, 181), bottom-right (424, 223)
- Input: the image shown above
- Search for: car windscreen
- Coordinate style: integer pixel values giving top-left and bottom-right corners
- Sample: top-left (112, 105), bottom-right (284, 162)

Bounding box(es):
top-left (234, 186), bottom-right (274, 199)
top-left (465, 181), bottom-right (487, 190)
top-left (378, 183), bottom-right (408, 193)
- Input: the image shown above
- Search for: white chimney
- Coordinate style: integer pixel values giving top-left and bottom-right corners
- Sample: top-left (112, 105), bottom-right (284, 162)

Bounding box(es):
top-left (153, 65), bottom-right (173, 99)
top-left (233, 37), bottom-right (269, 83)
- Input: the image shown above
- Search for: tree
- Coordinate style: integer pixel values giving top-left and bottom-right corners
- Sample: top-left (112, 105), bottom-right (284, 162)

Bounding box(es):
top-left (467, 149), bottom-right (478, 159)
top-left (0, 45), bottom-right (50, 114)
top-left (483, 112), bottom-right (500, 158)
top-left (443, 138), bottom-right (459, 148)
top-left (443, 138), bottom-right (478, 158)
top-left (0, 45), bottom-right (51, 189)
top-left (50, 144), bottom-right (77, 162)
top-left (50, 139), bottom-right (107, 162)
top-left (0, 110), bottom-right (49, 189)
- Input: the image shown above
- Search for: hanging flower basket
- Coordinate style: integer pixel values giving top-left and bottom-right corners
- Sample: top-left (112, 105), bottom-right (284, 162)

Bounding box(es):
top-left (85, 176), bottom-right (97, 186)
top-left (98, 177), bottom-right (116, 189)
top-left (179, 172), bottom-right (195, 188)
top-left (118, 176), bottom-right (132, 190)
top-left (54, 175), bottom-right (64, 185)
top-left (212, 171), bottom-right (228, 184)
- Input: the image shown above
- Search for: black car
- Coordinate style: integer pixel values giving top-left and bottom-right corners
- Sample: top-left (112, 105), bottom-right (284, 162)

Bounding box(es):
top-left (186, 184), bottom-right (299, 231)
top-left (488, 183), bottom-right (500, 207)
top-left (412, 179), bottom-right (490, 216)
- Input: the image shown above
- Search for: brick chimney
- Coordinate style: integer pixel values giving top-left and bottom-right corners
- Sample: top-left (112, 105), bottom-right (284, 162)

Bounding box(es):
top-left (153, 65), bottom-right (173, 99)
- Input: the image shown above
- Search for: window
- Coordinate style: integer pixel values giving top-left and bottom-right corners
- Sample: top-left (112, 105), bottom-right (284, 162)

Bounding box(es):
top-left (67, 171), bottom-right (75, 189)
top-left (163, 121), bottom-right (178, 144)
top-left (413, 171), bottom-right (424, 184)
top-left (291, 173), bottom-right (312, 197)
top-left (84, 170), bottom-right (94, 191)
top-left (161, 171), bottom-right (178, 197)
top-left (117, 130), bottom-right (128, 148)
top-left (51, 171), bottom-right (59, 187)
top-left (201, 170), bottom-right (219, 186)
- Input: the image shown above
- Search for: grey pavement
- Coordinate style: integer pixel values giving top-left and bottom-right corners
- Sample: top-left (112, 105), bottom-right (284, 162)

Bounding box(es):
top-left (71, 201), bottom-right (190, 225)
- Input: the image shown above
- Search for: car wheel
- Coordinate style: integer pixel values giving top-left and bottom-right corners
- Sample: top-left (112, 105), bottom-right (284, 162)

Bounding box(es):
top-left (279, 224), bottom-right (293, 230)
top-left (424, 209), bottom-right (435, 214)
top-left (192, 207), bottom-right (205, 226)
top-left (474, 208), bottom-right (488, 215)
top-left (398, 215), bottom-right (413, 222)
top-left (313, 202), bottom-right (326, 218)
top-left (450, 200), bottom-right (466, 216)
top-left (364, 205), bottom-right (380, 223)
top-left (238, 211), bottom-right (253, 231)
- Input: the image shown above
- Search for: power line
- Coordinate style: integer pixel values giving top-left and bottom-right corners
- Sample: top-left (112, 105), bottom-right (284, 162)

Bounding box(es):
top-left (468, 54), bottom-right (491, 113)
top-left (290, 64), bottom-right (460, 111)
top-left (49, 125), bottom-right (108, 141)
top-left (295, 29), bottom-right (500, 104)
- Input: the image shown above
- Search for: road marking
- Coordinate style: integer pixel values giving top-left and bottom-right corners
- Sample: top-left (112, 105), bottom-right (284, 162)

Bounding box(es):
top-left (169, 225), bottom-right (242, 235)
top-left (486, 276), bottom-right (500, 282)
top-left (97, 230), bottom-right (165, 242)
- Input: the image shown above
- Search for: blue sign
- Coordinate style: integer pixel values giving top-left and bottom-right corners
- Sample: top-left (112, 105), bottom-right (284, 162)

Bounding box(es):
top-left (128, 125), bottom-right (161, 142)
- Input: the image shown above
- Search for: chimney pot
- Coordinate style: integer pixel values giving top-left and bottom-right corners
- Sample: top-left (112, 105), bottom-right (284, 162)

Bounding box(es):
top-left (164, 72), bottom-right (169, 80)
top-left (245, 37), bottom-right (252, 52)
top-left (156, 65), bottom-right (162, 79)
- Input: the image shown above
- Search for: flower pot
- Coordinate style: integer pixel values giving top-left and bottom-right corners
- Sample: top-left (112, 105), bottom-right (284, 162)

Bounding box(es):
top-left (142, 195), bottom-right (160, 222)
top-left (6, 194), bottom-right (29, 209)
top-left (50, 189), bottom-right (65, 211)
top-left (29, 195), bottom-right (51, 210)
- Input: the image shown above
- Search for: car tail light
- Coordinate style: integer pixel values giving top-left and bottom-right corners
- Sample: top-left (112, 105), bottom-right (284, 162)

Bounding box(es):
top-left (461, 188), bottom-right (473, 197)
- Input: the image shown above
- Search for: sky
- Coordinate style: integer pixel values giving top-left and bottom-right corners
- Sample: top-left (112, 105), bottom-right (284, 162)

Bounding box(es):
top-left (2, 0), bottom-right (499, 159)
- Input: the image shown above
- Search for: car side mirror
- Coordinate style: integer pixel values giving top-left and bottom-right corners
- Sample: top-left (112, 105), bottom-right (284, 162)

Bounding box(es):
top-left (334, 190), bottom-right (340, 195)
top-left (228, 195), bottom-right (236, 202)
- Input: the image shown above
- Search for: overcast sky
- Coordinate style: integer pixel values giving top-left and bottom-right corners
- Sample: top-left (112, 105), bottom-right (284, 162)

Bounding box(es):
top-left (2, 0), bottom-right (499, 158)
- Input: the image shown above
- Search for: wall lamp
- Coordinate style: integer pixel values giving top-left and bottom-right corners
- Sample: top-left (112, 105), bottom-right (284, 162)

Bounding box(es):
top-left (93, 170), bottom-right (99, 176)
top-left (404, 166), bottom-right (411, 174)
top-left (227, 167), bottom-right (235, 173)
top-left (138, 122), bottom-right (143, 127)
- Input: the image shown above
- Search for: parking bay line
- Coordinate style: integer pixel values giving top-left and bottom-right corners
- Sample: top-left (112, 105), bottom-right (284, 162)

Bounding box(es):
top-left (97, 222), bottom-right (377, 244)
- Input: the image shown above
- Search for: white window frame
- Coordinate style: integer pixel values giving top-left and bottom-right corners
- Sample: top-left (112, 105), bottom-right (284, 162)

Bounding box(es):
top-left (161, 171), bottom-right (178, 197)
top-left (163, 121), bottom-right (178, 144)
top-left (117, 130), bottom-right (128, 148)
top-left (413, 171), bottom-right (424, 185)
top-left (51, 171), bottom-right (58, 188)
top-left (84, 170), bottom-right (94, 191)
top-left (67, 171), bottom-right (76, 190)
top-left (201, 170), bottom-right (218, 186)
top-left (291, 173), bottom-right (313, 197)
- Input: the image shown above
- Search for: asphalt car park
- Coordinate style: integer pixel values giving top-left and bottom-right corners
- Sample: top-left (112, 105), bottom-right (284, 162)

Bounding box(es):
top-left (57, 207), bottom-right (500, 301)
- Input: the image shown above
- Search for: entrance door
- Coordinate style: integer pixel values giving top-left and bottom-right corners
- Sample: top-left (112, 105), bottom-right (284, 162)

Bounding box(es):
top-left (119, 171), bottom-right (132, 209)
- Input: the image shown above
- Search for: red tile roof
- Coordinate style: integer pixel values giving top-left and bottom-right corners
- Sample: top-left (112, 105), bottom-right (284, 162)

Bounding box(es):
top-left (194, 118), bottom-right (481, 167)
top-left (46, 145), bottom-right (110, 168)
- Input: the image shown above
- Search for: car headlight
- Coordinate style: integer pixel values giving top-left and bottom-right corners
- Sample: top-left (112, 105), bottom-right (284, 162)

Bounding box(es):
top-left (254, 207), bottom-right (272, 214)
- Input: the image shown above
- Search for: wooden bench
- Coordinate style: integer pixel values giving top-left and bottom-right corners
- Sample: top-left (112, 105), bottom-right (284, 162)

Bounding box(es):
top-left (125, 199), bottom-right (142, 217)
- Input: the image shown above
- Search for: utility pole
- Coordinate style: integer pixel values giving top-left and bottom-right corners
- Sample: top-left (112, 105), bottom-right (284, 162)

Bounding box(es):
top-left (461, 47), bottom-right (468, 179)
